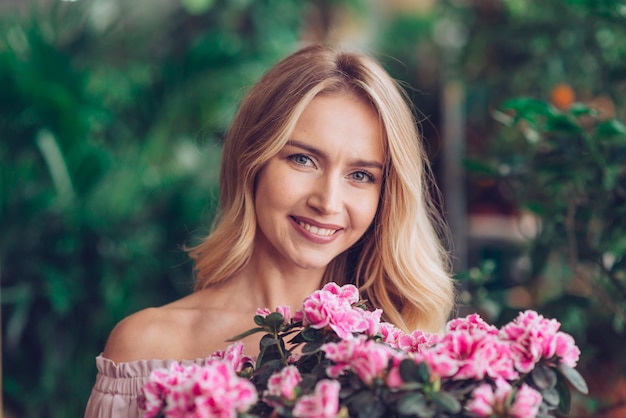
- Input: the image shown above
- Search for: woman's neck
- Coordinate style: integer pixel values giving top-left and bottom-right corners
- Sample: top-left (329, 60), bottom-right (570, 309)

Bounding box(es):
top-left (229, 253), bottom-right (325, 311)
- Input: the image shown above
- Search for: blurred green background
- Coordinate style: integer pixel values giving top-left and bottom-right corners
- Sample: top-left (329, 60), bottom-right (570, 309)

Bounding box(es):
top-left (1, 0), bottom-right (625, 416)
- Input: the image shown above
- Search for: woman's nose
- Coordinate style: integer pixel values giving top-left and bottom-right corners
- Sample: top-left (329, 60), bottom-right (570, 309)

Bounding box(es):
top-left (307, 175), bottom-right (342, 215)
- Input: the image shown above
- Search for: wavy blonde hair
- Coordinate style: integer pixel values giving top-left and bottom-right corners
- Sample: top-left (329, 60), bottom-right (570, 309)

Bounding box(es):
top-left (189, 44), bottom-right (455, 333)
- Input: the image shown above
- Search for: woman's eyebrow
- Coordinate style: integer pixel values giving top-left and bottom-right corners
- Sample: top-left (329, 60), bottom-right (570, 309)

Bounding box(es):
top-left (286, 140), bottom-right (322, 157)
top-left (286, 140), bottom-right (383, 170)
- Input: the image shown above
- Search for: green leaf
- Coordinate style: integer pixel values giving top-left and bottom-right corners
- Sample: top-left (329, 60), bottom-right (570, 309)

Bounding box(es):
top-left (398, 359), bottom-right (420, 383)
top-left (557, 364), bottom-right (589, 394)
top-left (416, 362), bottom-right (431, 384)
top-left (396, 392), bottom-right (430, 416)
top-left (256, 340), bottom-right (285, 369)
top-left (541, 387), bottom-right (560, 407)
top-left (260, 334), bottom-right (279, 348)
top-left (226, 327), bottom-right (264, 342)
top-left (432, 390), bottom-right (462, 414)
top-left (301, 340), bottom-right (324, 354)
top-left (398, 359), bottom-right (430, 385)
top-left (501, 97), bottom-right (552, 114)
top-left (569, 102), bottom-right (598, 118)
top-left (531, 364), bottom-right (558, 390)
top-left (345, 391), bottom-right (387, 418)
top-left (545, 114), bottom-right (583, 134)
top-left (500, 97), bottom-right (557, 125)
top-left (556, 373), bottom-right (572, 415)
top-left (595, 119), bottom-right (626, 137)
top-left (265, 312), bottom-right (285, 331)
top-left (301, 326), bottom-right (324, 342)
top-left (252, 359), bottom-right (283, 382)
top-left (253, 315), bottom-right (265, 326)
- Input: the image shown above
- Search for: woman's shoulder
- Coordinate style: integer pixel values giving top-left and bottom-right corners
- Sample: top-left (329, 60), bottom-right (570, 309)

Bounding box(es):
top-left (102, 294), bottom-right (210, 363)
top-left (101, 291), bottom-right (256, 363)
top-left (102, 306), bottom-right (176, 363)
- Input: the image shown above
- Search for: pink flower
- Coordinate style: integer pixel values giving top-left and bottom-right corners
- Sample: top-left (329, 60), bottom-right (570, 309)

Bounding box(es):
top-left (422, 330), bottom-right (517, 381)
top-left (141, 367), bottom-right (173, 417)
top-left (264, 365), bottom-right (302, 406)
top-left (500, 310), bottom-right (580, 373)
top-left (193, 362), bottom-right (258, 417)
top-left (397, 329), bottom-right (440, 353)
top-left (360, 308), bottom-right (383, 336)
top-left (207, 342), bottom-right (254, 374)
top-left (256, 305), bottom-right (292, 326)
top-left (378, 322), bottom-right (405, 347)
top-left (302, 284), bottom-right (370, 339)
top-left (447, 313), bottom-right (499, 335)
top-left (553, 331), bottom-right (581, 368)
top-left (509, 384), bottom-right (543, 418)
top-left (140, 360), bottom-right (258, 418)
top-left (292, 309), bottom-right (304, 322)
top-left (292, 379), bottom-right (341, 418)
top-left (256, 307), bottom-right (271, 317)
top-left (276, 305), bottom-right (292, 324)
top-left (466, 382), bottom-right (497, 417)
top-left (320, 282), bottom-right (360, 304)
top-left (412, 349), bottom-right (459, 379)
top-left (467, 378), bottom-right (541, 418)
top-left (322, 335), bottom-right (395, 384)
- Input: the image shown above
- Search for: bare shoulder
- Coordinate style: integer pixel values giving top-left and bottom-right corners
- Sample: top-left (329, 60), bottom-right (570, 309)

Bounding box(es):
top-left (102, 306), bottom-right (184, 363)
top-left (102, 291), bottom-right (259, 363)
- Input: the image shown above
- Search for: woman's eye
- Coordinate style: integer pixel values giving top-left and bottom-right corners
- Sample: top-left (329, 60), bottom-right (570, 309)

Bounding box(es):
top-left (289, 154), bottom-right (314, 166)
top-left (351, 171), bottom-right (375, 183)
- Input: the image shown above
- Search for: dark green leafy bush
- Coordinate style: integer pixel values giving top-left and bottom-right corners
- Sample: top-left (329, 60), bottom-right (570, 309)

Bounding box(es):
top-left (0, 0), bottom-right (331, 416)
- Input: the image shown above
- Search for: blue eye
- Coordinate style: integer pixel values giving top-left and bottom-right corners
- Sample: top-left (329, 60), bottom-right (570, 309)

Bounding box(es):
top-left (351, 171), bottom-right (375, 183)
top-left (289, 154), bottom-right (313, 166)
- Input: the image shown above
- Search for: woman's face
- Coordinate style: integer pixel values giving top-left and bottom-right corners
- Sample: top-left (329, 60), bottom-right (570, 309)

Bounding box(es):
top-left (253, 93), bottom-right (384, 273)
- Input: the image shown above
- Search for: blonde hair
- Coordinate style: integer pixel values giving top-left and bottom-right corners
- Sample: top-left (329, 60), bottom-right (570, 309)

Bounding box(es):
top-left (189, 44), bottom-right (455, 333)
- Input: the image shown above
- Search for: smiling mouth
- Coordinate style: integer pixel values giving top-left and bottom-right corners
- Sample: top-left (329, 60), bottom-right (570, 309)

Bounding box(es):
top-left (296, 220), bottom-right (339, 237)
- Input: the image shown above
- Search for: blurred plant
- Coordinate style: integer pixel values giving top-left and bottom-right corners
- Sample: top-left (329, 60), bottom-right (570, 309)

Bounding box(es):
top-left (462, 97), bottom-right (626, 415)
top-left (372, 1), bottom-right (626, 416)
top-left (0, 0), bottom-right (361, 416)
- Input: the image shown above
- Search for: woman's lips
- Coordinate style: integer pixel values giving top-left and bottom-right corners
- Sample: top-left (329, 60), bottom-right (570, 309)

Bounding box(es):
top-left (290, 216), bottom-right (343, 243)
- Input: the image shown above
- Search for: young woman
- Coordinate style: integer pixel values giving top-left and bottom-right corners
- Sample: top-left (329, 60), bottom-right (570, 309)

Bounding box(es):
top-left (85, 44), bottom-right (455, 417)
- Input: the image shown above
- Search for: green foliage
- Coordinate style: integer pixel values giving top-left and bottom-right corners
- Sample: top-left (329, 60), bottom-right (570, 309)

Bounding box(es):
top-left (0, 0), bottom-right (334, 416)
top-left (463, 98), bottom-right (626, 413)
top-left (452, 0), bottom-right (626, 112)
top-left (436, 1), bottom-right (626, 413)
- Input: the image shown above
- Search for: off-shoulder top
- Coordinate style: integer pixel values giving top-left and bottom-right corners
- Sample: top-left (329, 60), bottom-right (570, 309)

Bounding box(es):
top-left (84, 354), bottom-right (214, 418)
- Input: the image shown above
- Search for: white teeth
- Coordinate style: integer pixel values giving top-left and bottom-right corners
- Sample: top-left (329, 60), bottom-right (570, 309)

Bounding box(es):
top-left (298, 221), bottom-right (337, 237)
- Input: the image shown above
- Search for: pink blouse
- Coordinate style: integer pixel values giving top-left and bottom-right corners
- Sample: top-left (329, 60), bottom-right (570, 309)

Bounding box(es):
top-left (84, 354), bottom-right (214, 418)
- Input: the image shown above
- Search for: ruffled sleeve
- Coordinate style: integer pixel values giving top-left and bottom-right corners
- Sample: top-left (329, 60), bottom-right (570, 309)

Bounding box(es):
top-left (84, 354), bottom-right (212, 418)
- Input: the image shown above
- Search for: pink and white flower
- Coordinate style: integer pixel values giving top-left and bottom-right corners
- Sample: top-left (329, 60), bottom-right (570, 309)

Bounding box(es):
top-left (377, 321), bottom-right (405, 347)
top-left (264, 365), bottom-right (302, 406)
top-left (319, 282), bottom-right (360, 304)
top-left (322, 335), bottom-right (396, 384)
top-left (292, 379), bottom-right (341, 418)
top-left (421, 328), bottom-right (518, 381)
top-left (256, 305), bottom-right (293, 326)
top-left (302, 283), bottom-right (374, 339)
top-left (509, 384), bottom-right (543, 418)
top-left (500, 310), bottom-right (580, 373)
top-left (397, 329), bottom-right (441, 353)
top-left (467, 378), bottom-right (542, 418)
top-left (447, 313), bottom-right (499, 335)
top-left (207, 341), bottom-right (254, 374)
top-left (141, 360), bottom-right (258, 418)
